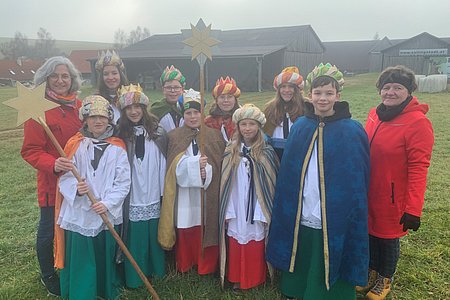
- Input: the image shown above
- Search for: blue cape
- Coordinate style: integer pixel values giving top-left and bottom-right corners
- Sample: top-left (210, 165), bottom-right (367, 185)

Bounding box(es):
top-left (266, 102), bottom-right (370, 288)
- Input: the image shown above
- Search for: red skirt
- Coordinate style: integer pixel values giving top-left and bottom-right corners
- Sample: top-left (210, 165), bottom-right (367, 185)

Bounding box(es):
top-left (227, 236), bottom-right (267, 289)
top-left (175, 226), bottom-right (218, 275)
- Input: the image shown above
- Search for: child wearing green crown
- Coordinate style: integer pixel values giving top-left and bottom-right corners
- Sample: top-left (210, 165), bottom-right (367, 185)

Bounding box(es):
top-left (267, 63), bottom-right (370, 299)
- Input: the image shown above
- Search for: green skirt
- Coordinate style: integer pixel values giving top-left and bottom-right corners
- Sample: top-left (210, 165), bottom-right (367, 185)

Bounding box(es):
top-left (124, 218), bottom-right (165, 288)
top-left (280, 226), bottom-right (356, 300)
top-left (60, 229), bottom-right (123, 300)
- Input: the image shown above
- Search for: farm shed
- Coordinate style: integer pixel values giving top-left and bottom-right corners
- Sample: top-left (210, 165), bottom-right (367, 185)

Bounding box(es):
top-left (99, 25), bottom-right (324, 92)
top-left (379, 32), bottom-right (450, 75)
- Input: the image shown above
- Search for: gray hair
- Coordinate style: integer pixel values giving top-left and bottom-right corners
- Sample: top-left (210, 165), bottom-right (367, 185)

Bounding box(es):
top-left (34, 56), bottom-right (82, 94)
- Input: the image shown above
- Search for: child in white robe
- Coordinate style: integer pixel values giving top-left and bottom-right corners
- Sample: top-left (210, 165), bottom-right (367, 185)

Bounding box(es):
top-left (55, 95), bottom-right (130, 300)
top-left (219, 104), bottom-right (279, 291)
top-left (117, 84), bottom-right (167, 287)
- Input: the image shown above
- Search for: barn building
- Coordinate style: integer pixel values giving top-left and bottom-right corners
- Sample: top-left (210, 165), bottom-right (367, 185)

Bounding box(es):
top-left (105, 25), bottom-right (325, 92)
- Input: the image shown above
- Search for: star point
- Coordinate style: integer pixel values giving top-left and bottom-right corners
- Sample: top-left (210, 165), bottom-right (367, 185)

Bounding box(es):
top-left (183, 20), bottom-right (220, 61)
top-left (4, 82), bottom-right (60, 126)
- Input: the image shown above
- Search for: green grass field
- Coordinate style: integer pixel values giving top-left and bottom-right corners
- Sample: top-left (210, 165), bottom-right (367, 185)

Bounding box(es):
top-left (0, 74), bottom-right (449, 299)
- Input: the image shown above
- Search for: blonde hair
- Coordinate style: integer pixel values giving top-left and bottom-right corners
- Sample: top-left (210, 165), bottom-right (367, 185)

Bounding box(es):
top-left (229, 125), bottom-right (265, 167)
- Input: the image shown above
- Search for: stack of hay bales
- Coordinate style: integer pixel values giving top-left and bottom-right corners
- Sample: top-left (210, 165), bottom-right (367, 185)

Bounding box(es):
top-left (416, 74), bottom-right (447, 93)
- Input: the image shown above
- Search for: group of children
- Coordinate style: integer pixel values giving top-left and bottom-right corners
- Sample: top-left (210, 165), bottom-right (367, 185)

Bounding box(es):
top-left (24, 49), bottom-right (432, 300)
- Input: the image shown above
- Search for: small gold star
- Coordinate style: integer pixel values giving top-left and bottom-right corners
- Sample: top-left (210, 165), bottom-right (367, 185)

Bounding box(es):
top-left (183, 20), bottom-right (220, 61)
top-left (4, 82), bottom-right (60, 126)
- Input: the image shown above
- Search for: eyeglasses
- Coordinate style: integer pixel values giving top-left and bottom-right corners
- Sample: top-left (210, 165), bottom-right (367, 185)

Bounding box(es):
top-left (48, 73), bottom-right (71, 81)
top-left (163, 86), bottom-right (182, 92)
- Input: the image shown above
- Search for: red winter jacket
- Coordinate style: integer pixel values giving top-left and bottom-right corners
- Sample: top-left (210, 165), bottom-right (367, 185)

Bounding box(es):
top-left (204, 115), bottom-right (236, 141)
top-left (365, 97), bottom-right (434, 238)
top-left (21, 102), bottom-right (82, 207)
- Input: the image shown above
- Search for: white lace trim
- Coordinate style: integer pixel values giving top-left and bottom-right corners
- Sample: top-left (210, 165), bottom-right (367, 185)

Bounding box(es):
top-left (57, 216), bottom-right (123, 237)
top-left (129, 203), bottom-right (160, 221)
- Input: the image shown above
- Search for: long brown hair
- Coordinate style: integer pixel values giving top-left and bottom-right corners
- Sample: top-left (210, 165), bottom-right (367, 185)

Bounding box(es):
top-left (118, 104), bottom-right (159, 141)
top-left (264, 85), bottom-right (304, 125)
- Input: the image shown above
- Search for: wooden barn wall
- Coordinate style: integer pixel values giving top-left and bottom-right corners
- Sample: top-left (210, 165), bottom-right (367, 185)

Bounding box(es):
top-left (287, 29), bottom-right (324, 53)
top-left (369, 53), bottom-right (383, 73)
top-left (262, 50), bottom-right (284, 90)
top-left (283, 51), bottom-right (323, 76)
top-left (382, 56), bottom-right (427, 74)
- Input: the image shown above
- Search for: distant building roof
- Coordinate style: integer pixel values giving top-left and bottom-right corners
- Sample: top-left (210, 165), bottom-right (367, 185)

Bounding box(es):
top-left (323, 39), bottom-right (378, 72)
top-left (0, 58), bottom-right (43, 81)
top-left (381, 32), bottom-right (450, 53)
top-left (68, 49), bottom-right (104, 73)
top-left (119, 25), bottom-right (324, 59)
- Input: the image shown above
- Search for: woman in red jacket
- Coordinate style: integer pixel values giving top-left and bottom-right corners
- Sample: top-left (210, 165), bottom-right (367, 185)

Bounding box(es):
top-left (21, 56), bottom-right (83, 296)
top-left (360, 65), bottom-right (434, 300)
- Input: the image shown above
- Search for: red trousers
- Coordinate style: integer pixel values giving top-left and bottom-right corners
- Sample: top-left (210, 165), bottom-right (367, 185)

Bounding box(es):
top-left (175, 226), bottom-right (218, 275)
top-left (227, 236), bottom-right (267, 289)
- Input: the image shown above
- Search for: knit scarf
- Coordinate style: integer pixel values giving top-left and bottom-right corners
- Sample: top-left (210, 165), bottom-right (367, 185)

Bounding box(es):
top-left (79, 124), bottom-right (115, 140)
top-left (46, 88), bottom-right (77, 106)
top-left (376, 96), bottom-right (413, 122)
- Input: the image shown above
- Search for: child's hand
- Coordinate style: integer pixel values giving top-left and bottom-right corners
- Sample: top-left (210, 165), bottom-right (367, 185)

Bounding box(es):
top-left (54, 157), bottom-right (73, 173)
top-left (199, 155), bottom-right (208, 169)
top-left (91, 202), bottom-right (107, 215)
top-left (77, 179), bottom-right (89, 195)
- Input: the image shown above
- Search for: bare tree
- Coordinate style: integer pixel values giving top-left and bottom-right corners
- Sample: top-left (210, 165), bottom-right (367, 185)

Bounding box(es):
top-left (113, 28), bottom-right (128, 49)
top-left (373, 32), bottom-right (380, 40)
top-left (0, 31), bottom-right (32, 60)
top-left (34, 27), bottom-right (59, 59)
top-left (113, 26), bottom-right (151, 49)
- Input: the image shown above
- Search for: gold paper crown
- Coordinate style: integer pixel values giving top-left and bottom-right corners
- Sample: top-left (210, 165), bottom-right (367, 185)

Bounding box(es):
top-left (95, 50), bottom-right (125, 71)
top-left (118, 83), bottom-right (142, 97)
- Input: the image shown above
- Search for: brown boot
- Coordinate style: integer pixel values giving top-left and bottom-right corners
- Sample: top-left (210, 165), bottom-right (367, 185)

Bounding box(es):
top-left (356, 269), bottom-right (377, 293)
top-left (366, 274), bottom-right (392, 300)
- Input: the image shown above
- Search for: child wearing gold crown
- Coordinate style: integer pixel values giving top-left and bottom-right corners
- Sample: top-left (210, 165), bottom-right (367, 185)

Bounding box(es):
top-left (158, 89), bottom-right (225, 275)
top-left (54, 95), bottom-right (131, 299)
top-left (267, 63), bottom-right (370, 299)
top-left (95, 50), bottom-right (129, 124)
top-left (263, 66), bottom-right (305, 159)
top-left (205, 76), bottom-right (241, 142)
top-left (116, 84), bottom-right (167, 287)
top-left (219, 104), bottom-right (279, 291)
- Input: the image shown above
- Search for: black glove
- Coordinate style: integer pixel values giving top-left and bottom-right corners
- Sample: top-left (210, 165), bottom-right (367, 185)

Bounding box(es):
top-left (399, 213), bottom-right (421, 232)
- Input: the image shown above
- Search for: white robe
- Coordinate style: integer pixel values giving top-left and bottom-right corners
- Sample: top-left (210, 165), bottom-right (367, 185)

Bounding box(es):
top-left (175, 143), bottom-right (212, 229)
top-left (301, 141), bottom-right (322, 229)
top-left (129, 136), bottom-right (166, 221)
top-left (58, 138), bottom-right (131, 237)
top-left (225, 149), bottom-right (266, 245)
top-left (271, 113), bottom-right (293, 139)
top-left (159, 113), bottom-right (184, 133)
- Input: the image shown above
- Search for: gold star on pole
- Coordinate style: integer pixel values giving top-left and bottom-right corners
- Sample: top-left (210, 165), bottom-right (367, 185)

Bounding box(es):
top-left (4, 82), bottom-right (60, 126)
top-left (183, 19), bottom-right (220, 61)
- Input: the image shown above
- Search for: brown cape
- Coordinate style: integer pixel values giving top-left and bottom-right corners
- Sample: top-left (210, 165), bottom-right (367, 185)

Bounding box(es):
top-left (158, 125), bottom-right (225, 250)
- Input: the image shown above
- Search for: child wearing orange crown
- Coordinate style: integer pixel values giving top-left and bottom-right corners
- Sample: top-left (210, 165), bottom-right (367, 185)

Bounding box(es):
top-left (205, 76), bottom-right (241, 142)
top-left (158, 89), bottom-right (225, 275)
top-left (263, 66), bottom-right (305, 159)
top-left (116, 84), bottom-right (168, 287)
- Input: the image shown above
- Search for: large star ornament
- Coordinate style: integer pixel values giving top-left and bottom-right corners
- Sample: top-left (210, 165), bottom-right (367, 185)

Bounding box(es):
top-left (4, 82), bottom-right (59, 126)
top-left (183, 19), bottom-right (220, 61)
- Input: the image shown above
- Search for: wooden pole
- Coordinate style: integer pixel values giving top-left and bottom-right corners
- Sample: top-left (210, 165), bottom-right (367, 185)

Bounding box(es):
top-left (38, 117), bottom-right (160, 300)
top-left (199, 61), bottom-right (206, 257)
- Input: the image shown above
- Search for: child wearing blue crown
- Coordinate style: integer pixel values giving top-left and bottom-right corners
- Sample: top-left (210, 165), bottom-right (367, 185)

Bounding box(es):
top-left (267, 63), bottom-right (370, 299)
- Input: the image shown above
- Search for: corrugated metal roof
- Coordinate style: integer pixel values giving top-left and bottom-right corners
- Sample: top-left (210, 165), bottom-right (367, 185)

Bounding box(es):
top-left (119, 25), bottom-right (320, 59)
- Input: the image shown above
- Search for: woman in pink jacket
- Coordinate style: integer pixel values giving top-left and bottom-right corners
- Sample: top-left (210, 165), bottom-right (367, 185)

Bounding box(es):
top-left (360, 65), bottom-right (434, 300)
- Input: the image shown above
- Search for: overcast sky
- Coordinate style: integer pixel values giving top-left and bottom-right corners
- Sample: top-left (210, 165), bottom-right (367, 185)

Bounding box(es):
top-left (1, 0), bottom-right (449, 42)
